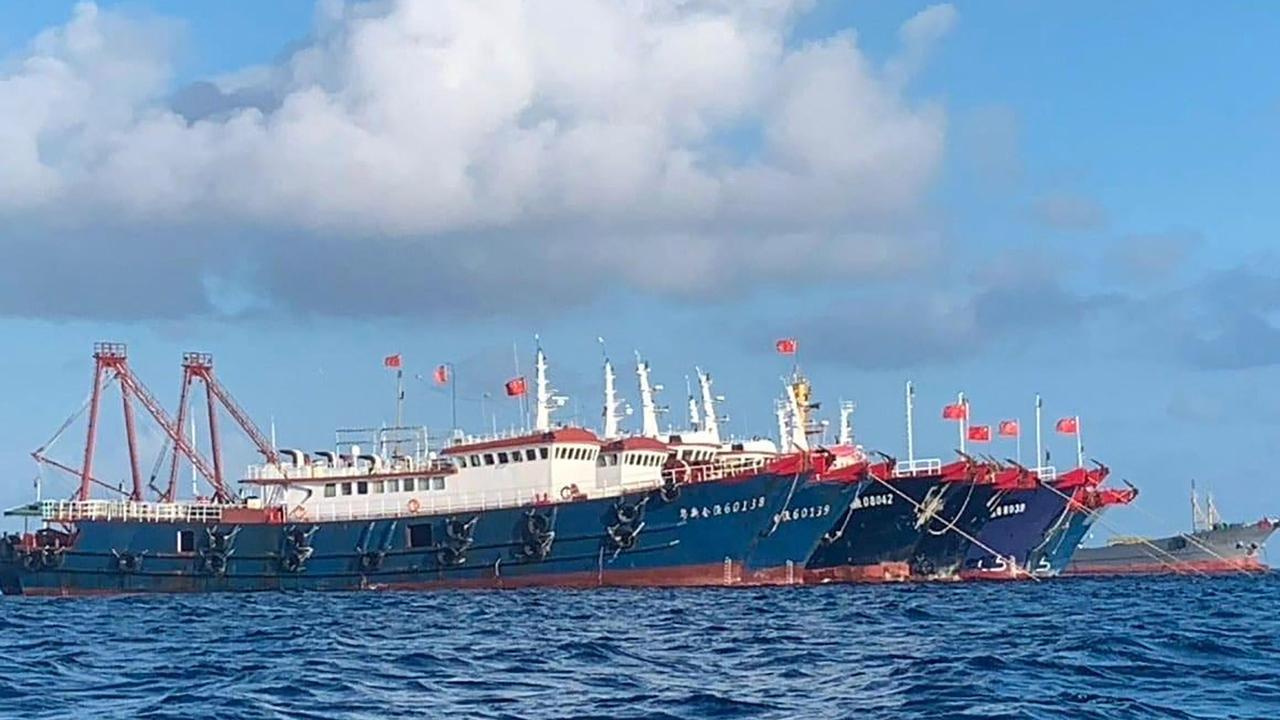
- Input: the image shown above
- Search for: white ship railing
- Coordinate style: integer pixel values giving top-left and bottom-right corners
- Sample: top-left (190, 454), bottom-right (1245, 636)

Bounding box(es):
top-left (893, 458), bottom-right (942, 477)
top-left (660, 456), bottom-right (767, 485)
top-left (41, 500), bottom-right (226, 524)
top-left (1032, 466), bottom-right (1057, 481)
top-left (298, 479), bottom-right (667, 522)
top-left (245, 459), bottom-right (455, 482)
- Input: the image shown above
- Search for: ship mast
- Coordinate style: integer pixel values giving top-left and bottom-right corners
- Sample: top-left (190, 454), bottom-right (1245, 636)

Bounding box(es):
top-left (601, 348), bottom-right (621, 439)
top-left (635, 354), bottom-right (661, 438)
top-left (686, 376), bottom-right (700, 430)
top-left (838, 400), bottom-right (855, 446)
top-left (775, 398), bottom-right (790, 450)
top-left (696, 367), bottom-right (721, 444)
top-left (534, 344), bottom-right (553, 432)
top-left (784, 378), bottom-right (809, 452)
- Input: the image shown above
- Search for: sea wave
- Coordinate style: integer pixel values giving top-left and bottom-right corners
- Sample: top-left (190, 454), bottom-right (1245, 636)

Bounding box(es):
top-left (1, 575), bottom-right (1277, 719)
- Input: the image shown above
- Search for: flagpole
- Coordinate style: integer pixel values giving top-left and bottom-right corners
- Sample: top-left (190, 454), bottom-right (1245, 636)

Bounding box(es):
top-left (1034, 394), bottom-right (1043, 469)
top-left (958, 391), bottom-right (967, 454)
top-left (1015, 421), bottom-right (1022, 466)
top-left (449, 362), bottom-right (457, 432)
top-left (905, 380), bottom-right (915, 464)
top-left (1075, 415), bottom-right (1084, 468)
top-left (395, 367), bottom-right (404, 429)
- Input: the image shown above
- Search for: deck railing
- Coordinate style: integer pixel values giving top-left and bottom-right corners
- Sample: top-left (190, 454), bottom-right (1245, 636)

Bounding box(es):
top-left (41, 500), bottom-right (226, 524)
top-left (300, 486), bottom-right (572, 522)
top-left (893, 458), bottom-right (942, 477)
top-left (660, 456), bottom-right (766, 485)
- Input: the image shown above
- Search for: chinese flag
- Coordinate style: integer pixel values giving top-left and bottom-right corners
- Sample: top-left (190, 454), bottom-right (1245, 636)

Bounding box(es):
top-left (942, 403), bottom-right (968, 420)
top-left (998, 420), bottom-right (1019, 437)
top-left (505, 377), bottom-right (527, 397)
top-left (1055, 417), bottom-right (1079, 435)
top-left (967, 425), bottom-right (992, 442)
top-left (383, 353), bottom-right (402, 369)
top-left (775, 338), bottom-right (798, 355)
top-left (433, 364), bottom-right (450, 385)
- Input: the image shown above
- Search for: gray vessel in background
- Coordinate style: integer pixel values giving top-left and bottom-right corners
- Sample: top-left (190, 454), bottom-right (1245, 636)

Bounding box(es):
top-left (1065, 485), bottom-right (1275, 576)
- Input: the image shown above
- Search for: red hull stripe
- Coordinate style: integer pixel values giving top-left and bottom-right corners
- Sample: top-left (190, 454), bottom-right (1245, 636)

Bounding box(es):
top-left (15, 563), bottom-right (811, 596)
top-left (804, 562), bottom-right (912, 584)
top-left (1064, 557), bottom-right (1268, 576)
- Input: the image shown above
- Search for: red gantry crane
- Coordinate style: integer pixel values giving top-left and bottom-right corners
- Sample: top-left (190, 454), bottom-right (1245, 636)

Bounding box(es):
top-left (33, 343), bottom-right (283, 506)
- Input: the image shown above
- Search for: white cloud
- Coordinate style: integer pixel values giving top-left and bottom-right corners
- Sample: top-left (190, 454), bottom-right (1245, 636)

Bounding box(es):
top-left (0, 1), bottom-right (957, 319)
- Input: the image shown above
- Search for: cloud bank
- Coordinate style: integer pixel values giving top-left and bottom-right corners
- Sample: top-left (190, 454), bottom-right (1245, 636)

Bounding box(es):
top-left (0, 1), bottom-right (956, 320)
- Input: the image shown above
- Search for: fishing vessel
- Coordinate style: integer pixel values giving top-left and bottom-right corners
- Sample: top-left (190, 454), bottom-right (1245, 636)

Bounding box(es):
top-left (956, 462), bottom-right (1080, 580)
top-left (1063, 486), bottom-right (1274, 576)
top-left (806, 385), bottom-right (1005, 583)
top-left (635, 359), bottom-right (863, 584)
top-left (1026, 466), bottom-right (1136, 576)
top-left (805, 457), bottom-right (948, 583)
top-left (0, 343), bottom-right (843, 595)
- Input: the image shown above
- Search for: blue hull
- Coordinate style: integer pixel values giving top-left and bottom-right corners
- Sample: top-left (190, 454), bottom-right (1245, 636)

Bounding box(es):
top-left (743, 476), bottom-right (861, 582)
top-left (960, 486), bottom-right (1072, 579)
top-left (2, 470), bottom-right (844, 595)
top-left (805, 475), bottom-right (943, 582)
top-left (1034, 507), bottom-right (1102, 575)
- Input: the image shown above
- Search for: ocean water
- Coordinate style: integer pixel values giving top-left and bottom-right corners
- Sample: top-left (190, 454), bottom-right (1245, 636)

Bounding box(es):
top-left (1, 575), bottom-right (1277, 719)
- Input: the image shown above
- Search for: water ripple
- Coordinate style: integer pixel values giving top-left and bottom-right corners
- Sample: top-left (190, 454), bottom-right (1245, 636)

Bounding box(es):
top-left (2, 575), bottom-right (1279, 718)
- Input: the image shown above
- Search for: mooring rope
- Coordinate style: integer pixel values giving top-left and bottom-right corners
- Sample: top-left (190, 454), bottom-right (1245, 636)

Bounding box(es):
top-left (1037, 481), bottom-right (1222, 578)
top-left (867, 473), bottom-right (1041, 582)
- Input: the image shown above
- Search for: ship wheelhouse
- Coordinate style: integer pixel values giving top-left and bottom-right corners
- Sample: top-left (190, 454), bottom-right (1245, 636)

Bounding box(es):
top-left (595, 437), bottom-right (669, 491)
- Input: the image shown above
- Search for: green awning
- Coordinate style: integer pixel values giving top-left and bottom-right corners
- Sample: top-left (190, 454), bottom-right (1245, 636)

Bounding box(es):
top-left (2, 502), bottom-right (41, 518)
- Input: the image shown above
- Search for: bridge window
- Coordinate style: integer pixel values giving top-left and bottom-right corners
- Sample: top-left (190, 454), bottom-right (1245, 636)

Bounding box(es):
top-left (483, 453), bottom-right (495, 466)
top-left (511, 451), bottom-right (523, 463)
top-left (323, 483), bottom-right (336, 498)
top-left (386, 478), bottom-right (399, 493)
top-left (341, 482), bottom-right (353, 496)
top-left (371, 481), bottom-right (384, 494)
top-left (497, 452), bottom-right (509, 464)
top-left (431, 477), bottom-right (446, 491)
top-left (469, 455), bottom-right (480, 466)
top-left (539, 447), bottom-right (549, 460)
top-left (408, 523), bottom-right (434, 548)
top-left (177, 530), bottom-right (195, 554)
top-left (357, 481), bottom-right (369, 495)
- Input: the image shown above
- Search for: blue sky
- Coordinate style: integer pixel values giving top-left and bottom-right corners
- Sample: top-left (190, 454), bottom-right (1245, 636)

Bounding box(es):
top-left (2, 1), bottom-right (1279, 538)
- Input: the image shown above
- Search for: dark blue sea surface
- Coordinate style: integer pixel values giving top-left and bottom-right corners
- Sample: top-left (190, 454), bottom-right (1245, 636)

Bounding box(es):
top-left (2, 575), bottom-right (1278, 719)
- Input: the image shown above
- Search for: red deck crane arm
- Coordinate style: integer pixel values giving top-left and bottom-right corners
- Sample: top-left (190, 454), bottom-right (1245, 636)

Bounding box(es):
top-left (114, 367), bottom-right (231, 502)
top-left (204, 373), bottom-right (281, 466)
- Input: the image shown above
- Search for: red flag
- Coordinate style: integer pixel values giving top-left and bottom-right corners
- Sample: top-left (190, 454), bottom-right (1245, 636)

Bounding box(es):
top-left (942, 403), bottom-right (968, 420)
top-left (1055, 417), bottom-right (1079, 435)
top-left (998, 420), bottom-right (1020, 437)
top-left (967, 425), bottom-right (992, 442)
top-left (505, 377), bottom-right (527, 397)
top-left (433, 364), bottom-right (450, 385)
top-left (775, 338), bottom-right (798, 355)
top-left (383, 353), bottom-right (402, 369)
